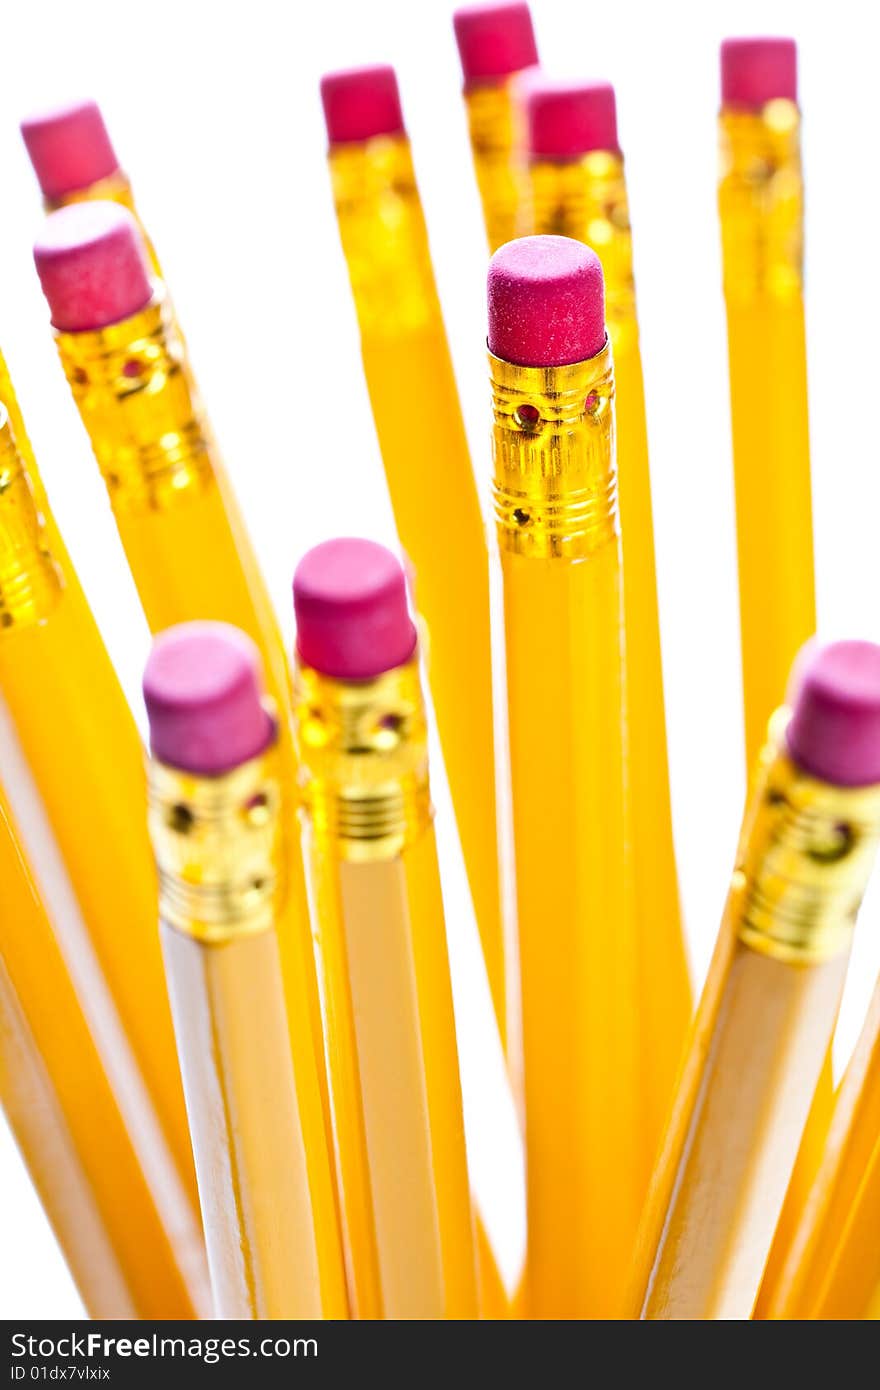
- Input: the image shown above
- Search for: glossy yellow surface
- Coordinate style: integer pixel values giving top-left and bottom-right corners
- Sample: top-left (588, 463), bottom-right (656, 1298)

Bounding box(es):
top-left (0, 789), bottom-right (205, 1318)
top-left (762, 981), bottom-right (880, 1318)
top-left (718, 102), bottom-right (815, 774)
top-left (502, 549), bottom-right (638, 1317)
top-left (719, 102), bottom-right (825, 1282)
top-left (629, 726), bottom-right (880, 1319)
top-left (0, 406), bottom-right (200, 1241)
top-left (150, 749), bottom-right (348, 1319)
top-left (296, 658), bottom-right (478, 1319)
top-left (491, 344), bottom-right (639, 1317)
top-left (462, 78), bottom-right (533, 251)
top-left (528, 148), bottom-right (692, 1176)
top-left (328, 136), bottom-right (505, 1054)
top-left (51, 299), bottom-right (332, 1189)
top-left (726, 297), bottom-right (814, 766)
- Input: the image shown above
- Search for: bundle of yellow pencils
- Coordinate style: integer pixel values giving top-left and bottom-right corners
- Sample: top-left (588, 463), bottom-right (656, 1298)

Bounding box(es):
top-left (1, 5), bottom-right (879, 1326)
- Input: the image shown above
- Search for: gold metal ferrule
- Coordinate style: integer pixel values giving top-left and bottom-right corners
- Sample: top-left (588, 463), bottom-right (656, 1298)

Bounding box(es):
top-left (147, 739), bottom-right (282, 944)
top-left (464, 80), bottom-right (531, 250)
top-left (327, 135), bottom-right (440, 335)
top-left (718, 101), bottom-right (803, 301)
top-left (529, 151), bottom-right (635, 329)
top-left (294, 655), bottom-right (432, 863)
top-left (490, 339), bottom-right (617, 560)
top-left (0, 407), bottom-right (62, 631)
top-left (733, 710), bottom-right (880, 964)
top-left (54, 286), bottom-right (213, 515)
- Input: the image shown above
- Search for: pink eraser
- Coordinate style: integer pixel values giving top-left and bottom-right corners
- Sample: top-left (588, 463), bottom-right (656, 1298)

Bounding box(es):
top-left (453, 3), bottom-right (538, 87)
top-left (526, 79), bottom-right (619, 159)
top-left (720, 38), bottom-right (797, 109)
top-left (33, 201), bottom-right (152, 333)
top-left (293, 538), bottom-right (417, 680)
top-left (487, 234), bottom-right (605, 367)
top-left (20, 99), bottom-right (120, 201)
top-left (144, 622), bottom-right (276, 776)
top-left (320, 66), bottom-right (405, 145)
top-left (786, 640), bottom-right (880, 787)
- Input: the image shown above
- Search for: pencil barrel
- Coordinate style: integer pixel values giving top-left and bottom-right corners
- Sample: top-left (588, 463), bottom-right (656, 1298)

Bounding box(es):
top-left (294, 654), bottom-right (478, 1318)
top-left (328, 134), bottom-right (505, 1048)
top-left (719, 101), bottom-right (814, 771)
top-left (631, 717), bottom-right (880, 1319)
top-left (490, 343), bottom-right (640, 1316)
top-left (463, 80), bottom-right (532, 251)
top-left (527, 147), bottom-right (692, 1179)
top-left (149, 749), bottom-right (348, 1319)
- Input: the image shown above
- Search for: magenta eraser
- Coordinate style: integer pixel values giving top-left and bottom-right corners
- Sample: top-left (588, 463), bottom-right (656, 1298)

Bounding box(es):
top-left (453, 3), bottom-right (538, 87)
top-left (526, 78), bottom-right (619, 159)
top-left (320, 66), bottom-right (405, 145)
top-left (33, 201), bottom-right (152, 333)
top-left (293, 538), bottom-right (418, 680)
top-left (144, 622), bottom-right (276, 776)
top-left (487, 234), bottom-right (605, 367)
top-left (20, 99), bottom-right (120, 201)
top-left (720, 38), bottom-right (797, 109)
top-left (786, 640), bottom-right (880, 787)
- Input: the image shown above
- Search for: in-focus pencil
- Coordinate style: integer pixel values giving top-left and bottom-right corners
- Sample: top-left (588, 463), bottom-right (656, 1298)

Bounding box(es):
top-left (488, 236), bottom-right (639, 1317)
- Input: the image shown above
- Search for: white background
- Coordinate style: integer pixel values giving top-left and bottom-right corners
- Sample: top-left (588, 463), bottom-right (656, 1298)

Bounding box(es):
top-left (2, 0), bottom-right (879, 1318)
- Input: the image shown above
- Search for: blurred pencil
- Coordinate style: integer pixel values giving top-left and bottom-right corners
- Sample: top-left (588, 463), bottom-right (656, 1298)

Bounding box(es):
top-left (453, 2), bottom-right (539, 250)
top-left (293, 540), bottom-right (478, 1319)
top-left (630, 642), bottom-right (880, 1319)
top-left (321, 67), bottom-right (506, 1056)
top-left (145, 624), bottom-right (349, 1319)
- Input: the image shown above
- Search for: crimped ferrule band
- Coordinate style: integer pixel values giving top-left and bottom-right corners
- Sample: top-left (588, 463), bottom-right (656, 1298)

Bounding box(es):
top-left (294, 655), bottom-right (433, 863)
top-left (148, 742), bottom-right (282, 944)
top-left (490, 339), bottom-right (618, 559)
top-left (734, 710), bottom-right (880, 964)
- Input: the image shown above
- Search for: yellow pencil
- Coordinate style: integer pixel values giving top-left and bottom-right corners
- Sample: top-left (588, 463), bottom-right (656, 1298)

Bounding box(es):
top-left (452, 2), bottom-right (539, 251)
top-left (629, 641), bottom-right (880, 1319)
top-left (321, 67), bottom-right (506, 1055)
top-left (717, 38), bottom-right (831, 1299)
top-left (32, 199), bottom-right (332, 1202)
top-left (0, 786), bottom-right (207, 1318)
top-left (488, 236), bottom-right (639, 1317)
top-left (144, 623), bottom-right (349, 1319)
top-left (293, 539), bottom-right (478, 1320)
top-left (718, 37), bottom-right (815, 772)
top-left (524, 76), bottom-right (692, 1176)
top-left (22, 99), bottom-right (161, 272)
top-left (0, 397), bottom-right (204, 1283)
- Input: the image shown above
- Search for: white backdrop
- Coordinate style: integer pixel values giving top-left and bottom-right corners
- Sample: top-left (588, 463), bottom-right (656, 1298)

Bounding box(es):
top-left (2, 0), bottom-right (879, 1318)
